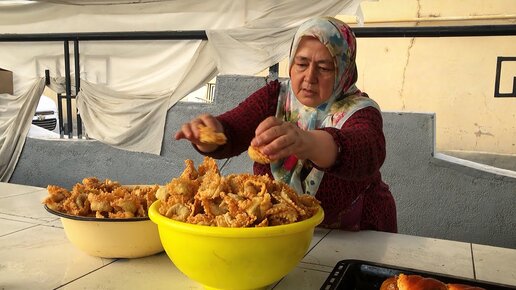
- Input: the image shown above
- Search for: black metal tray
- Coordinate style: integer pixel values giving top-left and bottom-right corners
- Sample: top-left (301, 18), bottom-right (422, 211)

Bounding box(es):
top-left (320, 259), bottom-right (516, 290)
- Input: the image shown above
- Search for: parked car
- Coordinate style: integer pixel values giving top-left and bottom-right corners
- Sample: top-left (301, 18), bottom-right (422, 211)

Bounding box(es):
top-left (32, 95), bottom-right (58, 132)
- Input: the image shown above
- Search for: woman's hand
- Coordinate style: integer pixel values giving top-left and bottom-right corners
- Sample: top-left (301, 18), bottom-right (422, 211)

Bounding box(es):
top-left (174, 113), bottom-right (224, 153)
top-left (251, 117), bottom-right (311, 161)
top-left (251, 116), bottom-right (338, 168)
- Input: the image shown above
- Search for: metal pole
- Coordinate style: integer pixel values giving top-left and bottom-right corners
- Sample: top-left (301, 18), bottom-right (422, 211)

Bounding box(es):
top-left (64, 40), bottom-right (73, 138)
top-left (352, 25), bottom-right (516, 38)
top-left (1, 26), bottom-right (516, 42)
top-left (74, 39), bottom-right (83, 139)
top-left (0, 30), bottom-right (209, 42)
top-left (268, 64), bottom-right (279, 80)
top-left (57, 94), bottom-right (64, 138)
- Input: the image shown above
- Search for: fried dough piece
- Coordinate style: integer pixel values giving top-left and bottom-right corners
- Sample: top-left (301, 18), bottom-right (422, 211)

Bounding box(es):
top-left (380, 274), bottom-right (486, 290)
top-left (248, 146), bottom-right (271, 164)
top-left (44, 185), bottom-right (71, 212)
top-left (198, 125), bottom-right (227, 145)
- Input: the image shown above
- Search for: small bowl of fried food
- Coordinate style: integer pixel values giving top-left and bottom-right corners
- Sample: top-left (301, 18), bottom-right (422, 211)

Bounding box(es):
top-left (43, 177), bottom-right (164, 258)
top-left (149, 157), bottom-right (324, 290)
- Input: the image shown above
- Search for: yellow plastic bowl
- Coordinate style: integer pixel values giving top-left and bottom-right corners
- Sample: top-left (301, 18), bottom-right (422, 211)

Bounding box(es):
top-left (149, 200), bottom-right (324, 290)
top-left (44, 205), bottom-right (164, 258)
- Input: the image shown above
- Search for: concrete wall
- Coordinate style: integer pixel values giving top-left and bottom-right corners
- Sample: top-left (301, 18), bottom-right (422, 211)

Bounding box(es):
top-left (381, 112), bottom-right (516, 248)
top-left (10, 75), bottom-right (516, 248)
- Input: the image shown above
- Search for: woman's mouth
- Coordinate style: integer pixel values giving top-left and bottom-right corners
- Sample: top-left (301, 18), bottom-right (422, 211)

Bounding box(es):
top-left (302, 88), bottom-right (317, 96)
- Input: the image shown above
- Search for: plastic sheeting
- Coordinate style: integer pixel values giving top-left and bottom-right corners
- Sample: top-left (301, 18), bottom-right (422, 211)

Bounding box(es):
top-left (0, 0), bottom-right (367, 179)
top-left (0, 78), bottom-right (45, 181)
top-left (77, 80), bottom-right (170, 154)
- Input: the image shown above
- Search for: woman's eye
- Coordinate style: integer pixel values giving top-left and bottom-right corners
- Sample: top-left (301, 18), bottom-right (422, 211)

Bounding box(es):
top-left (295, 63), bottom-right (308, 70)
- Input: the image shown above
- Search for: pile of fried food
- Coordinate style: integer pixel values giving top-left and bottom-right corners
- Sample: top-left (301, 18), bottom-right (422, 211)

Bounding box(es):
top-left (381, 273), bottom-right (486, 290)
top-left (43, 177), bottom-right (159, 218)
top-left (156, 156), bottom-right (320, 227)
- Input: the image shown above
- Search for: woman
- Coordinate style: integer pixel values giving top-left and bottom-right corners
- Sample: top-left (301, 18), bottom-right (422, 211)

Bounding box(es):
top-left (175, 16), bottom-right (397, 232)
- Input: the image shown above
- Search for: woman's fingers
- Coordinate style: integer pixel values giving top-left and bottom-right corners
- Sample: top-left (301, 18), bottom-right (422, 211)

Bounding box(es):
top-left (253, 119), bottom-right (304, 160)
top-left (175, 122), bottom-right (198, 143)
top-left (263, 134), bottom-right (297, 160)
top-left (252, 117), bottom-right (283, 146)
top-left (175, 114), bottom-right (221, 144)
top-left (254, 117), bottom-right (282, 136)
top-left (174, 130), bottom-right (185, 140)
top-left (199, 114), bottom-right (223, 132)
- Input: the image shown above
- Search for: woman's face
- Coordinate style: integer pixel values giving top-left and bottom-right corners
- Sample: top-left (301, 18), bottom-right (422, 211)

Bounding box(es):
top-left (290, 37), bottom-right (335, 107)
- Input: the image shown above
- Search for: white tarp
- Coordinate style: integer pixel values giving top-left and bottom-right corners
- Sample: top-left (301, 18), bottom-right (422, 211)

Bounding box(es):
top-left (0, 78), bottom-right (45, 182)
top-left (0, 0), bottom-right (367, 180)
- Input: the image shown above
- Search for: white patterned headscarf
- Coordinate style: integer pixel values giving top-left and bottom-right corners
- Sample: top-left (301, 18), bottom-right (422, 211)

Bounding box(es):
top-left (271, 17), bottom-right (380, 195)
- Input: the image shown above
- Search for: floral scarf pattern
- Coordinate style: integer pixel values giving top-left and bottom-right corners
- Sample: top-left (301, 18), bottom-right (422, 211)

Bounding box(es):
top-left (271, 17), bottom-right (380, 196)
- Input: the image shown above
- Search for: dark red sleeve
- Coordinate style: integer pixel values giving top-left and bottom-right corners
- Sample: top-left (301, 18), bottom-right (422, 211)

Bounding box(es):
top-left (203, 80), bottom-right (280, 159)
top-left (317, 107), bottom-right (386, 180)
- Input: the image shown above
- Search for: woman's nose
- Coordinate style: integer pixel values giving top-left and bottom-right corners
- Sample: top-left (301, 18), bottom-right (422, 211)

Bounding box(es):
top-left (305, 64), bottom-right (318, 83)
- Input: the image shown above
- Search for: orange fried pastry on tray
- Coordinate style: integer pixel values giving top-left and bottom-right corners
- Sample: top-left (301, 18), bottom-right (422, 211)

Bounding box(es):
top-left (380, 273), bottom-right (486, 290)
top-left (248, 145), bottom-right (271, 164)
top-left (156, 156), bottom-right (320, 227)
top-left (198, 124), bottom-right (227, 145)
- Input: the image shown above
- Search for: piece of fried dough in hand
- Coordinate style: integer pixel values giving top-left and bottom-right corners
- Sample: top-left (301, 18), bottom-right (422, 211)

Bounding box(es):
top-left (198, 125), bottom-right (227, 145)
top-left (248, 145), bottom-right (271, 164)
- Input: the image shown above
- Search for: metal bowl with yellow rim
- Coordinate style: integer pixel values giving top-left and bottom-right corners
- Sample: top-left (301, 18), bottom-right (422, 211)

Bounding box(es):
top-left (44, 205), bottom-right (164, 258)
top-left (42, 183), bottom-right (164, 259)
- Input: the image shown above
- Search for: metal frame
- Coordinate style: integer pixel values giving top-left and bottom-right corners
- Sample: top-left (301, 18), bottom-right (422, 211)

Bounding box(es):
top-left (494, 56), bottom-right (516, 98)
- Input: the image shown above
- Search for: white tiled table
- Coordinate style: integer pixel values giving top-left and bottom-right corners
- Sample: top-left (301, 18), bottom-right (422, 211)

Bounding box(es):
top-left (1, 182), bottom-right (515, 290)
